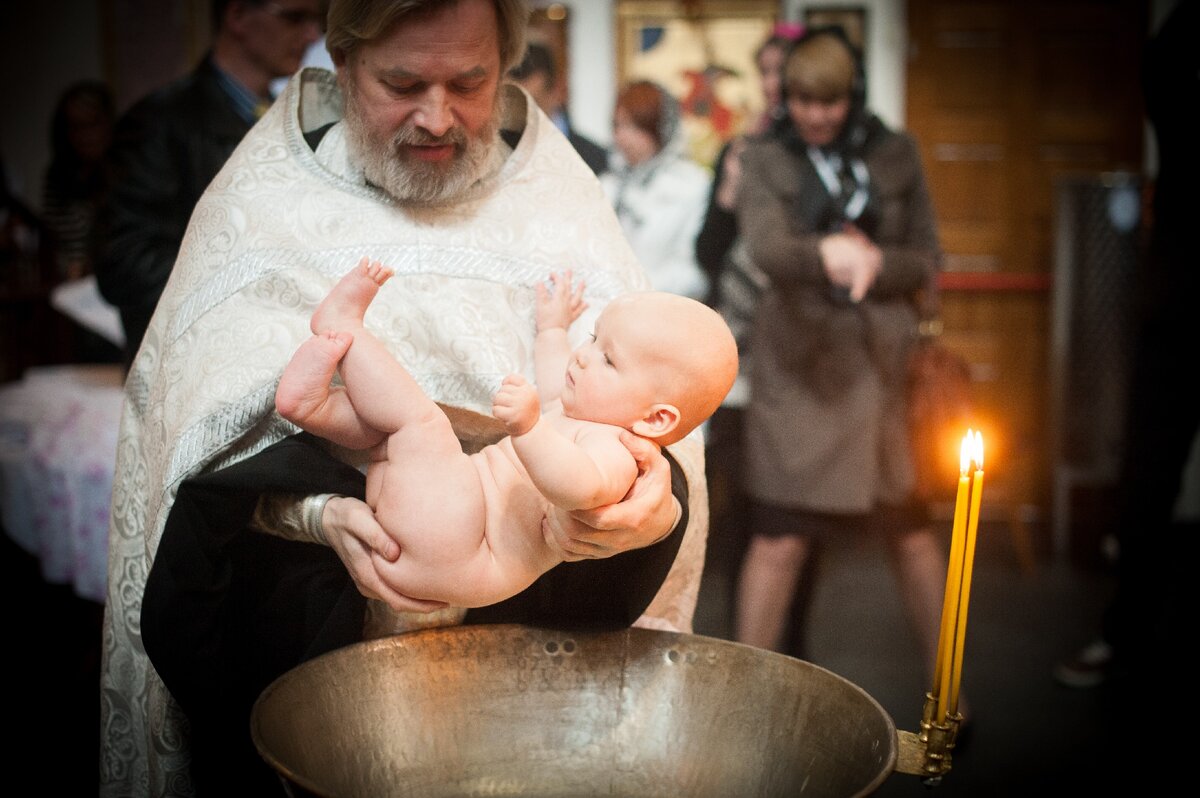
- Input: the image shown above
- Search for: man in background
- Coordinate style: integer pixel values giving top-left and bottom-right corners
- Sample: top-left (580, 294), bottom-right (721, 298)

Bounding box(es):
top-left (509, 40), bottom-right (609, 175)
top-left (94, 0), bottom-right (322, 365)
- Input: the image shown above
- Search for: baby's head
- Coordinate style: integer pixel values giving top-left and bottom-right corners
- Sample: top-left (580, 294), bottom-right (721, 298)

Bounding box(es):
top-left (561, 291), bottom-right (738, 445)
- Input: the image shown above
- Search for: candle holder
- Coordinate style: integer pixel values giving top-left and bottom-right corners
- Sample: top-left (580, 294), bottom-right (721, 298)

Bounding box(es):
top-left (920, 691), bottom-right (938, 736)
top-left (895, 701), bottom-right (963, 784)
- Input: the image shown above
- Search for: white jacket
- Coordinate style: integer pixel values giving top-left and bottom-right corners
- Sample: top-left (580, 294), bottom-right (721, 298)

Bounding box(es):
top-left (601, 130), bottom-right (712, 300)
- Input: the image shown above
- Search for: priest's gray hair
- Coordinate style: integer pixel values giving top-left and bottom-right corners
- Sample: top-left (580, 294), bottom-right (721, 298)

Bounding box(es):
top-left (326, 0), bottom-right (530, 74)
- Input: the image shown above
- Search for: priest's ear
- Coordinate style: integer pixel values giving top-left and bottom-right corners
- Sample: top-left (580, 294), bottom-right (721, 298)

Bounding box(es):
top-left (630, 404), bottom-right (681, 441)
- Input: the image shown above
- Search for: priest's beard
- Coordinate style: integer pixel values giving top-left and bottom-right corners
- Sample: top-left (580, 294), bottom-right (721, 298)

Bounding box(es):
top-left (343, 88), bottom-right (504, 206)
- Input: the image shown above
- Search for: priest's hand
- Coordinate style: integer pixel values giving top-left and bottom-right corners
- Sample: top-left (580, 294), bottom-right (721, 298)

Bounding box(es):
top-left (322, 496), bottom-right (448, 613)
top-left (542, 431), bottom-right (679, 560)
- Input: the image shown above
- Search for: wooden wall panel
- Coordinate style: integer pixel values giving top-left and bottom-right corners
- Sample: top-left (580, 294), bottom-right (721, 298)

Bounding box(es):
top-left (906, 0), bottom-right (1148, 546)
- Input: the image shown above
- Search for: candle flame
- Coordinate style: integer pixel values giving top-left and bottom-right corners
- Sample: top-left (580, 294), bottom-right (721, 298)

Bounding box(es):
top-left (960, 429), bottom-right (986, 473)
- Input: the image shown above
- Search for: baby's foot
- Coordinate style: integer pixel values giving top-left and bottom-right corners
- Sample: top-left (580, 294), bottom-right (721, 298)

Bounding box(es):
top-left (276, 330), bottom-right (354, 421)
top-left (312, 257), bottom-right (394, 333)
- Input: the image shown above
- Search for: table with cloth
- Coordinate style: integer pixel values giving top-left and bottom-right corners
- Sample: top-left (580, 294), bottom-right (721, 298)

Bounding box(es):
top-left (0, 364), bottom-right (123, 602)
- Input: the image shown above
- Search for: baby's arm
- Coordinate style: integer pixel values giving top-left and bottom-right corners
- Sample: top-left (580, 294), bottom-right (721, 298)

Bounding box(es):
top-left (494, 378), bottom-right (637, 511)
top-left (518, 421), bottom-right (640, 511)
top-left (533, 270), bottom-right (587, 404)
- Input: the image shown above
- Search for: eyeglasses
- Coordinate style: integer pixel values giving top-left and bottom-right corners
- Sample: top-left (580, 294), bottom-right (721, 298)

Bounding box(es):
top-left (261, 2), bottom-right (324, 28)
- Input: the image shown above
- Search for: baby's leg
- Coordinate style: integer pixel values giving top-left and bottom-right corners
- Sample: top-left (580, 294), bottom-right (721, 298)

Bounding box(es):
top-left (312, 257), bottom-right (391, 335)
top-left (276, 331), bottom-right (385, 449)
top-left (337, 319), bottom-right (440, 435)
top-left (305, 257), bottom-right (433, 434)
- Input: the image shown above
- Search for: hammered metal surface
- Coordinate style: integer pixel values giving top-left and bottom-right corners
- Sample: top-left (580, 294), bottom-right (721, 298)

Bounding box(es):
top-left (251, 625), bottom-right (897, 797)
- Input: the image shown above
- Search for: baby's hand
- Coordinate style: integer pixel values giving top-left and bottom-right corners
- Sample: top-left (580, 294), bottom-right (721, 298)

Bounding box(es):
top-left (536, 270), bottom-right (587, 334)
top-left (493, 374), bottom-right (541, 436)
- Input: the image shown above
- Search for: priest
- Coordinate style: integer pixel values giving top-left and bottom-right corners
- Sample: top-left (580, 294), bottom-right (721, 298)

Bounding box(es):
top-left (99, 1), bottom-right (708, 794)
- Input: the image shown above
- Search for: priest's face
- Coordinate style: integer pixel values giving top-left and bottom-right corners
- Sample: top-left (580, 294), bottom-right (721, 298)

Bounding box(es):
top-left (337, 0), bottom-right (505, 205)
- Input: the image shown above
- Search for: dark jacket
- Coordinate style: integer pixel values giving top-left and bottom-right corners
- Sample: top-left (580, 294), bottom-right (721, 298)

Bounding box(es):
top-left (694, 139), bottom-right (739, 306)
top-left (567, 129), bottom-right (610, 177)
top-left (94, 54), bottom-right (252, 363)
top-left (737, 116), bottom-right (940, 513)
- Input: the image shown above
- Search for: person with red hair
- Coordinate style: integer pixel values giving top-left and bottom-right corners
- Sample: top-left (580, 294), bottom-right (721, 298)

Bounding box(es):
top-left (600, 80), bottom-right (711, 301)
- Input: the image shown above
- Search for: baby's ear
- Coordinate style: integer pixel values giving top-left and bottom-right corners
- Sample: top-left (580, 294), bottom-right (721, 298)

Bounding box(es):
top-left (630, 404), bottom-right (680, 441)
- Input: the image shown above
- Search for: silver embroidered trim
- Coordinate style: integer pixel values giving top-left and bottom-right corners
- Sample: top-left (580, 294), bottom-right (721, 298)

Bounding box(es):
top-left (166, 245), bottom-right (631, 349)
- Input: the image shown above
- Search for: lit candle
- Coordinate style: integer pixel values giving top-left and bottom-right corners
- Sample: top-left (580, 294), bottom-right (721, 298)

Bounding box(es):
top-left (933, 432), bottom-right (973, 723)
top-left (949, 431), bottom-right (984, 719)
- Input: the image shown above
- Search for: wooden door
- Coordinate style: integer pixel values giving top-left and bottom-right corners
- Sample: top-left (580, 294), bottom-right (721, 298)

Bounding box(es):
top-left (905, 0), bottom-right (1148, 552)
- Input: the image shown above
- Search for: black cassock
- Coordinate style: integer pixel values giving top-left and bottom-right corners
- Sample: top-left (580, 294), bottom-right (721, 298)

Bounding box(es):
top-left (142, 431), bottom-right (688, 794)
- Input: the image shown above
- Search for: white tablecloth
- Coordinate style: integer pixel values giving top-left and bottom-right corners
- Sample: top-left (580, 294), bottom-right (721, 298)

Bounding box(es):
top-left (0, 364), bottom-right (124, 603)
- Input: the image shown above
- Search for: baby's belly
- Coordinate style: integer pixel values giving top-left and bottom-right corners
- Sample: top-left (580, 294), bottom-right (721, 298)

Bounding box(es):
top-left (471, 442), bottom-right (552, 543)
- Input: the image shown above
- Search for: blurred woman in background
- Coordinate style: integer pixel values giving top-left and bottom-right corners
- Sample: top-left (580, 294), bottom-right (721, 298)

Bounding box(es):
top-left (600, 80), bottom-right (710, 300)
top-left (693, 26), bottom-right (802, 639)
top-left (731, 28), bottom-right (958, 719)
top-left (41, 80), bottom-right (114, 281)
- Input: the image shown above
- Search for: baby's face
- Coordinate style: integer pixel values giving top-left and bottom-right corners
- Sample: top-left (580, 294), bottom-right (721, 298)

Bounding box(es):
top-left (559, 298), bottom-right (673, 428)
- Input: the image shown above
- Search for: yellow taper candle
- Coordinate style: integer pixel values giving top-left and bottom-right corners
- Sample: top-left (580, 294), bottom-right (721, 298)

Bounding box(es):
top-left (949, 431), bottom-right (984, 719)
top-left (934, 432), bottom-right (974, 723)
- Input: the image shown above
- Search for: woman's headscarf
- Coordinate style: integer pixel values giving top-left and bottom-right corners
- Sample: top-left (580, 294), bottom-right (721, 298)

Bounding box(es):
top-left (779, 27), bottom-right (884, 237)
top-left (607, 80), bottom-right (687, 180)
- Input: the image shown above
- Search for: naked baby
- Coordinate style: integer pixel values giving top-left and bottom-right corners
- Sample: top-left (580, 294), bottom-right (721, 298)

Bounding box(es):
top-left (275, 258), bottom-right (737, 607)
